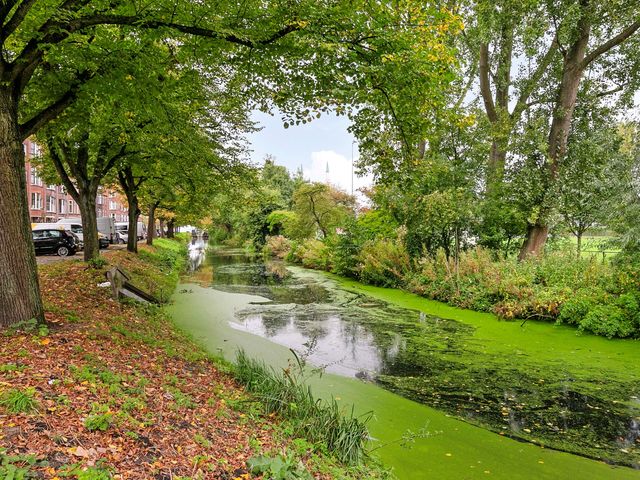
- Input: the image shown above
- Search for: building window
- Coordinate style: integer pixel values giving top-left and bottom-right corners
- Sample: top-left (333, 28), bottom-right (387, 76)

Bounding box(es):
top-left (109, 200), bottom-right (117, 210)
top-left (30, 167), bottom-right (42, 186)
top-left (31, 192), bottom-right (42, 210)
top-left (47, 184), bottom-right (56, 190)
top-left (46, 195), bottom-right (56, 213)
top-left (97, 194), bottom-right (103, 205)
top-left (30, 143), bottom-right (40, 156)
top-left (58, 199), bottom-right (66, 214)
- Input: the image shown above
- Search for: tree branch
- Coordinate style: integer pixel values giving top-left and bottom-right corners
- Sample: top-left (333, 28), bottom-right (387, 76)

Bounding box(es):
top-left (595, 84), bottom-right (626, 97)
top-left (1, 0), bottom-right (38, 42)
top-left (46, 140), bottom-right (80, 203)
top-left (0, 0), bottom-right (20, 27)
top-left (14, 13), bottom-right (302, 81)
top-left (479, 43), bottom-right (498, 123)
top-left (581, 19), bottom-right (640, 69)
top-left (511, 39), bottom-right (559, 121)
top-left (18, 70), bottom-right (93, 139)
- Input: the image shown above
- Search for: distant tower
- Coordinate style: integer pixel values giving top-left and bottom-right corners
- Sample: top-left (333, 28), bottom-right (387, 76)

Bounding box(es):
top-left (325, 160), bottom-right (330, 184)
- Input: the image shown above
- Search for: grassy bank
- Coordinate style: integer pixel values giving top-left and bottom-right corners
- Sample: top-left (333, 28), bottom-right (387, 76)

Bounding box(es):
top-left (263, 235), bottom-right (640, 340)
top-left (0, 240), bottom-right (385, 479)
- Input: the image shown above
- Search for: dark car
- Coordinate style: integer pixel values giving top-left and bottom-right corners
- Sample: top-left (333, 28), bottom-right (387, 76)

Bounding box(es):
top-left (32, 228), bottom-right (78, 257)
top-left (98, 232), bottom-right (110, 249)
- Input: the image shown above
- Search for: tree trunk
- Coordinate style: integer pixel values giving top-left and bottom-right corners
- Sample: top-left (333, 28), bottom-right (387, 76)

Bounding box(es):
top-left (77, 192), bottom-right (99, 261)
top-left (117, 166), bottom-right (141, 253)
top-left (576, 232), bottom-right (583, 259)
top-left (159, 218), bottom-right (165, 238)
top-left (126, 199), bottom-right (139, 253)
top-left (167, 218), bottom-right (175, 238)
top-left (147, 203), bottom-right (158, 246)
top-left (519, 17), bottom-right (590, 259)
top-left (0, 90), bottom-right (44, 327)
top-left (518, 223), bottom-right (549, 260)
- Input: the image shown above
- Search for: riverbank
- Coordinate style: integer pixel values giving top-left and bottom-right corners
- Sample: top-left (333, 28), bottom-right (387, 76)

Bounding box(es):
top-left (0, 240), bottom-right (383, 479)
top-left (264, 236), bottom-right (640, 339)
top-left (171, 246), bottom-right (640, 479)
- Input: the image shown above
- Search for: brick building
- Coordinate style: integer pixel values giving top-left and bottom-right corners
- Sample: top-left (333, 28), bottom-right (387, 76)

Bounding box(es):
top-left (24, 139), bottom-right (129, 223)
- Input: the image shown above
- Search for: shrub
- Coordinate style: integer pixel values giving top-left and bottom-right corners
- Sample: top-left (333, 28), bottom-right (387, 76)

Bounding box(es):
top-left (557, 288), bottom-right (607, 326)
top-left (579, 304), bottom-right (637, 339)
top-left (297, 239), bottom-right (331, 270)
top-left (357, 238), bottom-right (410, 287)
top-left (264, 235), bottom-right (292, 259)
top-left (328, 233), bottom-right (360, 278)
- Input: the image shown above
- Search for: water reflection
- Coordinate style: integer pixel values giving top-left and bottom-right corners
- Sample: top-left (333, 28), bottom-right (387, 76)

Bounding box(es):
top-left (197, 249), bottom-right (640, 467)
top-left (187, 237), bottom-right (208, 272)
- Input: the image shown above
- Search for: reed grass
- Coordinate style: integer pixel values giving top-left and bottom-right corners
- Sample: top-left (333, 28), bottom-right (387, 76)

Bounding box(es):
top-left (235, 349), bottom-right (372, 465)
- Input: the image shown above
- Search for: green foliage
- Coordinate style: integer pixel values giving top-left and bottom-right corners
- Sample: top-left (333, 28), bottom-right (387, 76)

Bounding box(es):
top-left (87, 257), bottom-right (109, 269)
top-left (266, 210), bottom-right (299, 238)
top-left (291, 183), bottom-right (355, 240)
top-left (0, 388), bottom-right (39, 414)
top-left (235, 350), bottom-right (371, 465)
top-left (294, 240), bottom-right (332, 270)
top-left (84, 404), bottom-right (114, 431)
top-left (358, 238), bottom-right (411, 287)
top-left (579, 305), bottom-right (636, 339)
top-left (58, 462), bottom-right (113, 480)
top-left (247, 454), bottom-right (313, 480)
top-left (0, 449), bottom-right (45, 479)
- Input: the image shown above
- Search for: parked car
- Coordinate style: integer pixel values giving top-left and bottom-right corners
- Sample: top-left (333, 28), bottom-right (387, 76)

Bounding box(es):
top-left (32, 228), bottom-right (79, 257)
top-left (55, 219), bottom-right (84, 243)
top-left (98, 232), bottom-right (110, 249)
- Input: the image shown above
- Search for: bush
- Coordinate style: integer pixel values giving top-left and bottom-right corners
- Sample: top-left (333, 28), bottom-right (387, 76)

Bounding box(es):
top-left (557, 288), bottom-right (607, 325)
top-left (358, 238), bottom-right (410, 287)
top-left (297, 239), bottom-right (331, 270)
top-left (263, 235), bottom-right (291, 259)
top-left (328, 233), bottom-right (360, 278)
top-left (579, 304), bottom-right (637, 338)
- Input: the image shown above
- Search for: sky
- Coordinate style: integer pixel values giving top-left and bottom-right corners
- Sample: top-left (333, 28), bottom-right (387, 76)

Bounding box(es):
top-left (247, 111), bottom-right (372, 196)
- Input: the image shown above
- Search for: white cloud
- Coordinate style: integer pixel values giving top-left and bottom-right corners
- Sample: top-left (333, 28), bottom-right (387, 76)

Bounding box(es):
top-left (303, 150), bottom-right (372, 201)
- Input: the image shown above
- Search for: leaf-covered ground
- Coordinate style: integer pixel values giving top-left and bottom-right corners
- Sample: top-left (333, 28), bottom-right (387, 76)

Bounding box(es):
top-left (0, 244), bottom-right (370, 479)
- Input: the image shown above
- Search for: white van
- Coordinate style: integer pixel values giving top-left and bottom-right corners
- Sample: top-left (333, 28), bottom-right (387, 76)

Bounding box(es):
top-left (96, 217), bottom-right (117, 244)
top-left (55, 218), bottom-right (108, 249)
top-left (115, 221), bottom-right (146, 241)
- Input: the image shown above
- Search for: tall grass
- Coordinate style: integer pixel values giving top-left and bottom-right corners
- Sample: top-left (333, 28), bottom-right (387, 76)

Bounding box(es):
top-left (235, 350), bottom-right (372, 465)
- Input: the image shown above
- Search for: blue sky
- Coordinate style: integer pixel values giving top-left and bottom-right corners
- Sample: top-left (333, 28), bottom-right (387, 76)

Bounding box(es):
top-left (247, 111), bottom-right (371, 195)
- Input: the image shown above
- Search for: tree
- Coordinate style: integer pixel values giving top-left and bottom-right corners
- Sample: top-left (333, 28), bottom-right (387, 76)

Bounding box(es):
top-left (464, 1), bottom-right (640, 258)
top-left (0, 0), bottom-right (461, 326)
top-left (557, 109), bottom-right (631, 257)
top-left (291, 183), bottom-right (355, 240)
